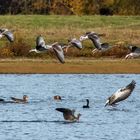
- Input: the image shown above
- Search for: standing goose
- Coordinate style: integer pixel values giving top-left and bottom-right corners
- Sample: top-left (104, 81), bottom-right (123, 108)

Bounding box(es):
top-left (0, 28), bottom-right (14, 42)
top-left (125, 45), bottom-right (140, 59)
top-left (56, 108), bottom-right (81, 121)
top-left (105, 80), bottom-right (136, 106)
top-left (62, 38), bottom-right (83, 53)
top-left (83, 99), bottom-right (90, 108)
top-left (80, 32), bottom-right (110, 54)
top-left (29, 35), bottom-right (65, 63)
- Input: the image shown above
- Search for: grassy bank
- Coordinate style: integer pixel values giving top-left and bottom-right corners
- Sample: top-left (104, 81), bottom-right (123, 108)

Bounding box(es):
top-left (0, 58), bottom-right (140, 74)
top-left (0, 15), bottom-right (140, 74)
top-left (0, 15), bottom-right (139, 58)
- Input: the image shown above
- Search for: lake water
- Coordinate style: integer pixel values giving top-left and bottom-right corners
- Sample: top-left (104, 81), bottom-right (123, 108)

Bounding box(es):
top-left (0, 74), bottom-right (140, 140)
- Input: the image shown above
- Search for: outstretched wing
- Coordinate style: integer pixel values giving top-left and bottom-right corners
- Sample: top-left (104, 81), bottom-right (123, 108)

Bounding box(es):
top-left (112, 80), bottom-right (136, 104)
top-left (56, 108), bottom-right (73, 115)
top-left (36, 36), bottom-right (46, 51)
top-left (3, 31), bottom-right (14, 42)
top-left (69, 38), bottom-right (83, 50)
top-left (52, 43), bottom-right (65, 63)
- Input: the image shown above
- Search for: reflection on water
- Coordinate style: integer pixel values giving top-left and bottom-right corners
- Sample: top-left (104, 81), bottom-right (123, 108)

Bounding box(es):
top-left (0, 74), bottom-right (140, 140)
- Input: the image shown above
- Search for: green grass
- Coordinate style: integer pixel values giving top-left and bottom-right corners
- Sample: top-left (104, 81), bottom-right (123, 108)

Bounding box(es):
top-left (0, 15), bottom-right (140, 57)
top-left (0, 15), bottom-right (140, 28)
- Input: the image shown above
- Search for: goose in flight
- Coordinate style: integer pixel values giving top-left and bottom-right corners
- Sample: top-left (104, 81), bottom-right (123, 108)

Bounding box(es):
top-left (29, 35), bottom-right (65, 63)
top-left (56, 108), bottom-right (81, 121)
top-left (11, 95), bottom-right (29, 103)
top-left (125, 45), bottom-right (140, 59)
top-left (62, 38), bottom-right (83, 53)
top-left (0, 28), bottom-right (14, 42)
top-left (80, 32), bottom-right (110, 54)
top-left (105, 80), bottom-right (136, 106)
top-left (83, 99), bottom-right (90, 108)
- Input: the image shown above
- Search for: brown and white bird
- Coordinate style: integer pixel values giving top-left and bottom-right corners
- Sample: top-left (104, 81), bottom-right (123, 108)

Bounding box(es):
top-left (56, 108), bottom-right (81, 121)
top-left (105, 80), bottom-right (136, 106)
top-left (11, 95), bottom-right (29, 103)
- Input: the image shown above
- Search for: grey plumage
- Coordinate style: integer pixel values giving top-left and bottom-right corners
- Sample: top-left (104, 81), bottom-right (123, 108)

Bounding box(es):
top-left (62, 38), bottom-right (83, 53)
top-left (125, 45), bottom-right (140, 59)
top-left (0, 28), bottom-right (14, 42)
top-left (105, 80), bottom-right (136, 106)
top-left (29, 35), bottom-right (65, 63)
top-left (68, 38), bottom-right (83, 50)
top-left (80, 32), bottom-right (110, 53)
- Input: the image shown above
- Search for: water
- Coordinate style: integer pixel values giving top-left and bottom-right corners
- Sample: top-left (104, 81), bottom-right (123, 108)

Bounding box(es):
top-left (0, 74), bottom-right (140, 140)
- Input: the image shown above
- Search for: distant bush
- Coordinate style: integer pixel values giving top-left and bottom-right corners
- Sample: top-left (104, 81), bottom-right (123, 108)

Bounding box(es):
top-left (0, 47), bottom-right (14, 58)
top-left (9, 38), bottom-right (31, 57)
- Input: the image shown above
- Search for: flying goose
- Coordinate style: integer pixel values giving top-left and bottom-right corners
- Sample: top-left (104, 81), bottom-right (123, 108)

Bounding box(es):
top-left (62, 38), bottom-right (83, 53)
top-left (56, 108), bottom-right (81, 121)
top-left (80, 32), bottom-right (110, 54)
top-left (0, 28), bottom-right (14, 42)
top-left (29, 35), bottom-right (65, 63)
top-left (83, 99), bottom-right (90, 108)
top-left (11, 95), bottom-right (28, 103)
top-left (125, 45), bottom-right (140, 59)
top-left (105, 80), bottom-right (136, 106)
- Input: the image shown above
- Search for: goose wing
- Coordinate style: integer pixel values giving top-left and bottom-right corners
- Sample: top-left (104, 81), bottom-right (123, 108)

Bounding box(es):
top-left (56, 108), bottom-right (73, 115)
top-left (52, 43), bottom-right (65, 63)
top-left (88, 33), bottom-right (102, 50)
top-left (101, 43), bottom-right (110, 49)
top-left (69, 38), bottom-right (83, 50)
top-left (111, 80), bottom-right (136, 104)
top-left (3, 31), bottom-right (14, 42)
top-left (36, 36), bottom-right (46, 51)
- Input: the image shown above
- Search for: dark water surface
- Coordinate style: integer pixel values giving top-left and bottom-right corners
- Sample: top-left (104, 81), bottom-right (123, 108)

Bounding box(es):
top-left (0, 74), bottom-right (140, 140)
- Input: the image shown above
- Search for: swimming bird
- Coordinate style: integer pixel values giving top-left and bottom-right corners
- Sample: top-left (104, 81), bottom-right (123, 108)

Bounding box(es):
top-left (125, 45), bottom-right (140, 59)
top-left (29, 35), bottom-right (65, 63)
top-left (0, 28), bottom-right (14, 42)
top-left (83, 99), bottom-right (90, 108)
top-left (80, 32), bottom-right (110, 54)
top-left (62, 38), bottom-right (83, 53)
top-left (11, 95), bottom-right (28, 103)
top-left (105, 80), bottom-right (136, 107)
top-left (56, 108), bottom-right (81, 121)
top-left (54, 95), bottom-right (61, 100)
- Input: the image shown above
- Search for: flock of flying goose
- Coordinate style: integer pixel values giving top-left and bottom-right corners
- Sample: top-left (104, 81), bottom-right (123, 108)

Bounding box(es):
top-left (0, 80), bottom-right (136, 122)
top-left (0, 28), bottom-right (140, 63)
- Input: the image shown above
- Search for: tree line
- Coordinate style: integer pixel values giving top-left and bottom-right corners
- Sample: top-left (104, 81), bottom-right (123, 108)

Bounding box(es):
top-left (0, 0), bottom-right (139, 15)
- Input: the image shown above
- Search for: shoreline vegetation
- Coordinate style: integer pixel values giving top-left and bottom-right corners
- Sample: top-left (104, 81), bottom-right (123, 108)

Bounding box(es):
top-left (0, 58), bottom-right (140, 74)
top-left (0, 15), bottom-right (140, 73)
